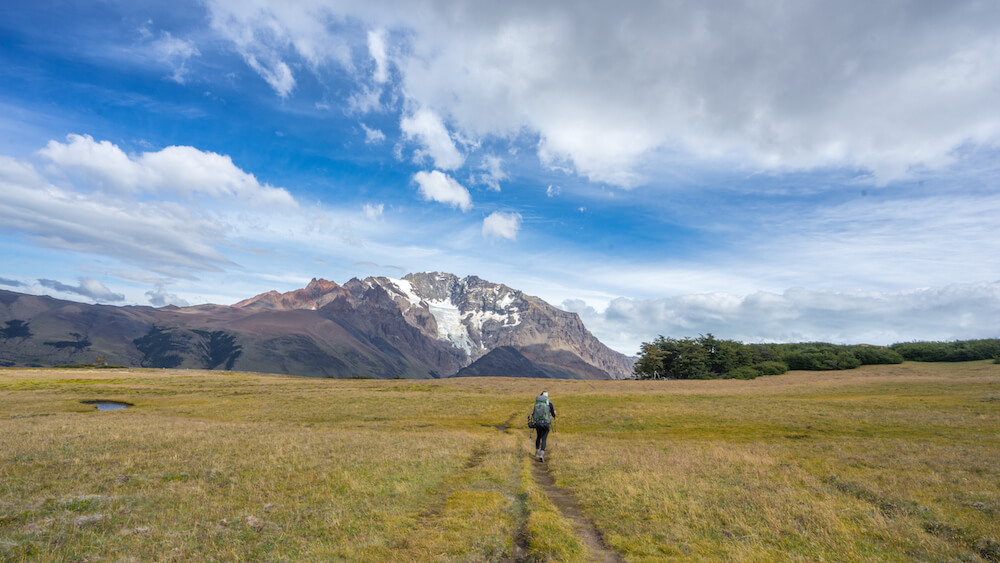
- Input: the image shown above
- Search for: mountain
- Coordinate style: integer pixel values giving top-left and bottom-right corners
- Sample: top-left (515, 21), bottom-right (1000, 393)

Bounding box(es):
top-left (0, 273), bottom-right (634, 379)
top-left (451, 346), bottom-right (593, 379)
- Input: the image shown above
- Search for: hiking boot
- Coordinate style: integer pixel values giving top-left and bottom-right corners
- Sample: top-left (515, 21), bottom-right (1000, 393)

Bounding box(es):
top-left (534, 448), bottom-right (540, 458)
top-left (539, 449), bottom-right (545, 462)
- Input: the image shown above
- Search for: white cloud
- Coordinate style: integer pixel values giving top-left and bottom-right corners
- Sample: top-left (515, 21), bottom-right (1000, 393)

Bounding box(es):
top-left (546, 185), bottom-right (561, 197)
top-left (564, 282), bottom-right (1000, 355)
top-left (38, 134), bottom-right (296, 207)
top-left (412, 170), bottom-right (472, 211)
top-left (363, 202), bottom-right (384, 219)
top-left (146, 285), bottom-right (190, 307)
top-left (367, 28), bottom-right (389, 84)
top-left (742, 189), bottom-right (1000, 292)
top-left (349, 87), bottom-right (383, 114)
top-left (400, 108), bottom-right (465, 170)
top-left (482, 211), bottom-right (522, 240)
top-left (0, 154), bottom-right (232, 275)
top-left (0, 136), bottom-right (310, 279)
top-left (38, 277), bottom-right (125, 303)
top-left (361, 124), bottom-right (386, 144)
top-left (475, 154), bottom-right (507, 191)
top-left (251, 57), bottom-right (296, 98)
top-left (151, 31), bottom-right (200, 84)
top-left (203, 0), bottom-right (1000, 185)
top-left (203, 1), bottom-right (320, 98)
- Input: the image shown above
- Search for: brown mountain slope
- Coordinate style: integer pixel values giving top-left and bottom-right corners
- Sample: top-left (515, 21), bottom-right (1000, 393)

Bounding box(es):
top-left (0, 274), bottom-right (634, 379)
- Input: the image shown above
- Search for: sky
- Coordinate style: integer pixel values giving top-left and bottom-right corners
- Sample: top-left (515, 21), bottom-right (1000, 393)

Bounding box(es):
top-left (1, 0), bottom-right (999, 355)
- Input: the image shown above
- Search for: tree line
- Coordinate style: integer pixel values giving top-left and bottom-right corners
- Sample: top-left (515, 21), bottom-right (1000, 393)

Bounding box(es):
top-left (633, 335), bottom-right (1000, 380)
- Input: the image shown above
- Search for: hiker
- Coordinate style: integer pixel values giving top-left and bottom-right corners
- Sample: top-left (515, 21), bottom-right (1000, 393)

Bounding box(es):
top-left (531, 391), bottom-right (556, 462)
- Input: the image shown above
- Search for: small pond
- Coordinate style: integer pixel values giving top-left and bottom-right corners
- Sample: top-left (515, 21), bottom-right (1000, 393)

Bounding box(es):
top-left (81, 400), bottom-right (133, 411)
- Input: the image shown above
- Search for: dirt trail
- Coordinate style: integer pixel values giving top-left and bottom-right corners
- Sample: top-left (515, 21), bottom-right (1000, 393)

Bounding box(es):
top-left (498, 413), bottom-right (621, 562)
top-left (530, 459), bottom-right (624, 563)
top-left (495, 412), bottom-right (519, 432)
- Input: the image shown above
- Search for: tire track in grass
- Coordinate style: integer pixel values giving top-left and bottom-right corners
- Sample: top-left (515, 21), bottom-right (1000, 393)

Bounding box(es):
top-left (406, 417), bottom-right (526, 559)
top-left (530, 457), bottom-right (624, 563)
top-left (484, 412), bottom-right (520, 432)
top-left (415, 443), bottom-right (489, 523)
top-left (493, 413), bottom-right (531, 562)
top-left (500, 413), bottom-right (623, 562)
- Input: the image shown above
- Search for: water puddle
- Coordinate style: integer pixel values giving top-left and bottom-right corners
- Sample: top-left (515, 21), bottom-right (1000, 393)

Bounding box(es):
top-left (81, 400), bottom-right (133, 411)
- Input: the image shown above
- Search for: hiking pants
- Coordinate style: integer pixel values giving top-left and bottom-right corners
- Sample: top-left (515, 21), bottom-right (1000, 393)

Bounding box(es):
top-left (535, 424), bottom-right (550, 450)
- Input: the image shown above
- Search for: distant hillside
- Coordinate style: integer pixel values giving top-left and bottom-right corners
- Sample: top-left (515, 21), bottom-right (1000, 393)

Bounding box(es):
top-left (0, 274), bottom-right (634, 379)
top-left (452, 346), bottom-right (592, 379)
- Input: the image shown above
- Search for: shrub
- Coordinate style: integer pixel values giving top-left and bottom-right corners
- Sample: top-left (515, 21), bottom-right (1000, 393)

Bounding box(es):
top-left (753, 361), bottom-right (789, 376)
top-left (725, 366), bottom-right (760, 380)
top-left (891, 339), bottom-right (1000, 362)
top-left (850, 346), bottom-right (904, 365)
top-left (783, 349), bottom-right (861, 371)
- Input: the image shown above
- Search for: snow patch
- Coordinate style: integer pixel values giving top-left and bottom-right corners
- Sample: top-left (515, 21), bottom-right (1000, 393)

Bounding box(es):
top-left (426, 298), bottom-right (475, 355)
top-left (498, 292), bottom-right (517, 309)
top-left (464, 309), bottom-right (521, 335)
top-left (386, 277), bottom-right (423, 307)
top-left (375, 276), bottom-right (524, 356)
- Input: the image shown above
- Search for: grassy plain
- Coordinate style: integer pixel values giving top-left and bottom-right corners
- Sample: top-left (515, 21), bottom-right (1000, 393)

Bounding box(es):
top-left (1, 361), bottom-right (998, 561)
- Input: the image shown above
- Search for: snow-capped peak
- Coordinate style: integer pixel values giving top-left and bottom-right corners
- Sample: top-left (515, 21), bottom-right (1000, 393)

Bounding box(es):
top-left (372, 274), bottom-right (526, 357)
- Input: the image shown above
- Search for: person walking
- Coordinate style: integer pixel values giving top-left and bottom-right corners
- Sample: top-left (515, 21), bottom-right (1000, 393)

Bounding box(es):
top-left (532, 391), bottom-right (556, 462)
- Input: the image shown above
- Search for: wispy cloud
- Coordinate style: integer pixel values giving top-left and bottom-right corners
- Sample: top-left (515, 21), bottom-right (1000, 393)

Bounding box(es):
top-left (361, 124), bottom-right (386, 144)
top-left (475, 155), bottom-right (507, 192)
top-left (363, 202), bottom-right (384, 220)
top-left (367, 28), bottom-right (389, 84)
top-left (0, 153), bottom-right (231, 276)
top-left (149, 31), bottom-right (200, 84)
top-left (38, 277), bottom-right (125, 303)
top-left (400, 108), bottom-right (464, 170)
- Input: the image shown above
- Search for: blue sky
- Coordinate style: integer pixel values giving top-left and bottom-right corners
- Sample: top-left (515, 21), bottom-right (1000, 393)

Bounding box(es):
top-left (1, 0), bottom-right (999, 354)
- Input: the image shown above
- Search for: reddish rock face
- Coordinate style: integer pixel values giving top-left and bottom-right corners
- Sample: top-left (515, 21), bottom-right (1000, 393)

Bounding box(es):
top-left (233, 278), bottom-right (347, 311)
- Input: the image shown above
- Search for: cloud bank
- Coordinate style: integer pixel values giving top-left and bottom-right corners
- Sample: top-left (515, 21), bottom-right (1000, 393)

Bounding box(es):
top-left (564, 282), bottom-right (1000, 355)
top-left (38, 134), bottom-right (295, 206)
top-left (204, 0), bottom-right (1000, 186)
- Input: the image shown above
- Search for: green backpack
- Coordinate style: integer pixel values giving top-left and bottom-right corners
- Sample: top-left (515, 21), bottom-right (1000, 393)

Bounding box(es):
top-left (531, 396), bottom-right (551, 426)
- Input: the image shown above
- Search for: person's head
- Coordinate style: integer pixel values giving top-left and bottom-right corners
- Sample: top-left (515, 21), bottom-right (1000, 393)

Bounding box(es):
top-left (542, 391), bottom-right (548, 398)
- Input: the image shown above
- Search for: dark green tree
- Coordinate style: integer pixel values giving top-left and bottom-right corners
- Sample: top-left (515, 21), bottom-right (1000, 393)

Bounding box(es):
top-left (193, 330), bottom-right (243, 370)
top-left (1, 320), bottom-right (32, 339)
top-left (133, 326), bottom-right (184, 368)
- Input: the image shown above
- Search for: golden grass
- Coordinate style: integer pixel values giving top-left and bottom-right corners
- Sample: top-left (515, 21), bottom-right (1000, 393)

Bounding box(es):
top-left (1, 362), bottom-right (998, 561)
